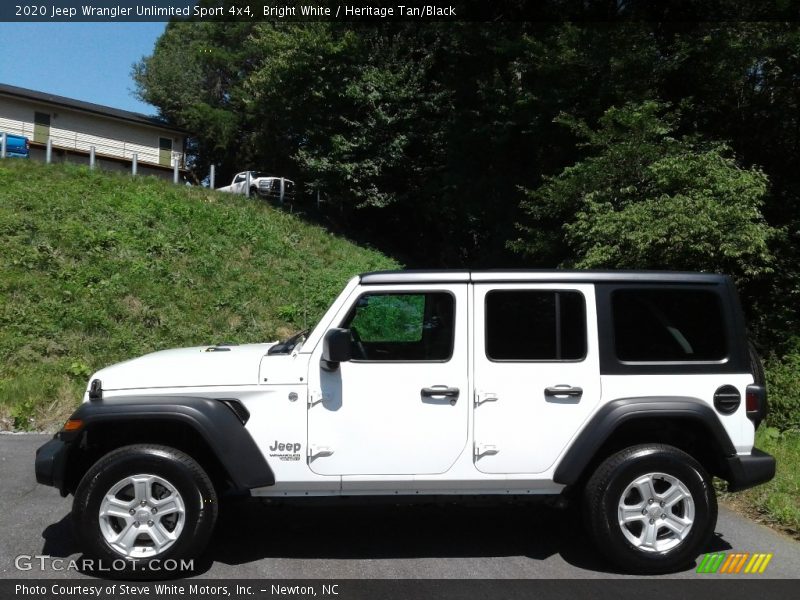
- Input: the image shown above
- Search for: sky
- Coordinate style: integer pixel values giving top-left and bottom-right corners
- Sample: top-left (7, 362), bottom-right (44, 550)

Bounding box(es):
top-left (0, 23), bottom-right (165, 115)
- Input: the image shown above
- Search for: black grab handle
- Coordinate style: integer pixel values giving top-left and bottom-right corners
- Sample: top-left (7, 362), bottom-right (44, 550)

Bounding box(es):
top-left (544, 386), bottom-right (583, 397)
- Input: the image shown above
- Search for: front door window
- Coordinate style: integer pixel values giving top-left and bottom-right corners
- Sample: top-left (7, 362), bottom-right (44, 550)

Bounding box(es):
top-left (343, 292), bottom-right (454, 362)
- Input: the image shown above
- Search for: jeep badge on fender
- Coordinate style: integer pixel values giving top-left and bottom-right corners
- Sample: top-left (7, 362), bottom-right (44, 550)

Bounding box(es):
top-left (270, 441), bottom-right (302, 453)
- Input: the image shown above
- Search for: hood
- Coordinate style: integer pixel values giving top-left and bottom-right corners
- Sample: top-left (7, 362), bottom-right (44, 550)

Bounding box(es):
top-left (91, 343), bottom-right (276, 392)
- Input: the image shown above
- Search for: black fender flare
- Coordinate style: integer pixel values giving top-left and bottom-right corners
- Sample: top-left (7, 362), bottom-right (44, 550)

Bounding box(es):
top-left (64, 396), bottom-right (275, 490)
top-left (552, 397), bottom-right (736, 486)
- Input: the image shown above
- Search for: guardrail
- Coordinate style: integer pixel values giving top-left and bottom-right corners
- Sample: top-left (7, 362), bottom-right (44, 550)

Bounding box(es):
top-left (0, 117), bottom-right (186, 180)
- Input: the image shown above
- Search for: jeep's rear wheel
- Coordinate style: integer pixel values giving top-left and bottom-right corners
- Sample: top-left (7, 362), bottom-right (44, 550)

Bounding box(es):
top-left (584, 444), bottom-right (717, 574)
top-left (73, 444), bottom-right (217, 577)
top-left (616, 471), bottom-right (695, 553)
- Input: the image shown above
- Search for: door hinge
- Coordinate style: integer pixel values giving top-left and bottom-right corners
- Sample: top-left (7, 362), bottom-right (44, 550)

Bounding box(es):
top-left (474, 391), bottom-right (498, 406)
top-left (308, 445), bottom-right (334, 459)
top-left (308, 390), bottom-right (324, 408)
top-left (474, 443), bottom-right (499, 459)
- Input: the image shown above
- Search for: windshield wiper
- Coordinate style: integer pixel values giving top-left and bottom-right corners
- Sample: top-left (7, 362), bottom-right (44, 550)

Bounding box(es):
top-left (267, 329), bottom-right (310, 355)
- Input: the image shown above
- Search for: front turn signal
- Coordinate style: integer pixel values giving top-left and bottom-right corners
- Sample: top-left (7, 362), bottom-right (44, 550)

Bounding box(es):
top-left (62, 419), bottom-right (83, 432)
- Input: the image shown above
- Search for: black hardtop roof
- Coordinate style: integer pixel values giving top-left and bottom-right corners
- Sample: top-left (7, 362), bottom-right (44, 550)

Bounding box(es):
top-left (359, 269), bottom-right (731, 285)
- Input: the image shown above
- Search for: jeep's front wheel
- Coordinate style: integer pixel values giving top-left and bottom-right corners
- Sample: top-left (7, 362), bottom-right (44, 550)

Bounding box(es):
top-left (584, 444), bottom-right (717, 574)
top-left (73, 444), bottom-right (217, 576)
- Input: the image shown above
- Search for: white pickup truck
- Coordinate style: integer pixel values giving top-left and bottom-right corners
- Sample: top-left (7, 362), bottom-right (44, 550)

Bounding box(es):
top-left (217, 171), bottom-right (295, 202)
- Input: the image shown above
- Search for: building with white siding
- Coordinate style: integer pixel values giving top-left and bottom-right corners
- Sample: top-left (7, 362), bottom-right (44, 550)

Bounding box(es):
top-left (0, 83), bottom-right (186, 179)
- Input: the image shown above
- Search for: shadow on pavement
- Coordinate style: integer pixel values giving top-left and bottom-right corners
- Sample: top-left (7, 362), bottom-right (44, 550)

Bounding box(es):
top-left (40, 500), bottom-right (733, 578)
top-left (42, 514), bottom-right (81, 558)
top-left (206, 499), bottom-right (733, 575)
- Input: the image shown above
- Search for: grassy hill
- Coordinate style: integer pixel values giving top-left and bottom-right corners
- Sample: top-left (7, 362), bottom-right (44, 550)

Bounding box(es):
top-left (0, 160), bottom-right (398, 431)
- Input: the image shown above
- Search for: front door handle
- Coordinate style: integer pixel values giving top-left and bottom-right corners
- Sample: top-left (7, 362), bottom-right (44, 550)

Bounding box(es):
top-left (421, 386), bottom-right (460, 405)
top-left (544, 385), bottom-right (583, 398)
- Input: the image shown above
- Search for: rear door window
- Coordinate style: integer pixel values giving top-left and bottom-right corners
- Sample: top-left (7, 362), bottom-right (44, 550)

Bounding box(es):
top-left (485, 290), bottom-right (586, 361)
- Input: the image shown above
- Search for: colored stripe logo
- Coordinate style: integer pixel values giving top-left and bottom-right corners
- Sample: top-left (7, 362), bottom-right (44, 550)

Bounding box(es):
top-left (697, 552), bottom-right (773, 574)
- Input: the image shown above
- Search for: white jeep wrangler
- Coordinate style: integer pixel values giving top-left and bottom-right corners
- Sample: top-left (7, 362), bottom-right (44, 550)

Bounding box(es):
top-left (35, 270), bottom-right (775, 574)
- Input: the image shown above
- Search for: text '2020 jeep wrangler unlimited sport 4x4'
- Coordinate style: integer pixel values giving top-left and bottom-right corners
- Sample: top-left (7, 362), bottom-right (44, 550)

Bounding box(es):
top-left (35, 270), bottom-right (775, 574)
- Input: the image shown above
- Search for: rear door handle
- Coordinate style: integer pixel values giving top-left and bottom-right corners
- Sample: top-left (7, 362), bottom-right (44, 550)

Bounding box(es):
top-left (421, 386), bottom-right (460, 405)
top-left (544, 385), bottom-right (583, 398)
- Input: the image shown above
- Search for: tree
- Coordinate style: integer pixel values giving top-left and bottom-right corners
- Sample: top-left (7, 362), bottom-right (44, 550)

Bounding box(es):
top-left (512, 102), bottom-right (776, 282)
top-left (131, 15), bottom-right (800, 353)
top-left (132, 19), bottom-right (262, 178)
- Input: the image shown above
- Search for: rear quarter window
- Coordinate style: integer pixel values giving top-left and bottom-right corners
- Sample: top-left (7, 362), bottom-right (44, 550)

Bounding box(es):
top-left (612, 289), bottom-right (727, 362)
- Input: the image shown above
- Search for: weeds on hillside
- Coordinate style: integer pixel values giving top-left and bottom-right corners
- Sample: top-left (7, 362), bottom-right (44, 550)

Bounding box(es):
top-left (0, 161), bottom-right (397, 430)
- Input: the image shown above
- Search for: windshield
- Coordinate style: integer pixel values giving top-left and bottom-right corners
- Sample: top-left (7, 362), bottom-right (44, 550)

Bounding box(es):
top-left (267, 328), bottom-right (309, 355)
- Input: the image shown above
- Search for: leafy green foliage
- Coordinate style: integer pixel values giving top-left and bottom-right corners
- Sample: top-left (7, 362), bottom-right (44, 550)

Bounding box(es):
top-left (134, 20), bottom-right (558, 265)
top-left (514, 102), bottom-right (776, 283)
top-left (349, 294), bottom-right (425, 343)
top-left (133, 19), bottom-right (800, 430)
top-left (133, 20), bottom-right (262, 176)
top-left (0, 160), bottom-right (397, 430)
top-left (765, 353), bottom-right (800, 431)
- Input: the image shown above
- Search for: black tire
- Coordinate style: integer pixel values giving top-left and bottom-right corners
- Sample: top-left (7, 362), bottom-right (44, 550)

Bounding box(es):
top-left (72, 444), bottom-right (217, 578)
top-left (250, 186), bottom-right (258, 198)
top-left (583, 444), bottom-right (717, 574)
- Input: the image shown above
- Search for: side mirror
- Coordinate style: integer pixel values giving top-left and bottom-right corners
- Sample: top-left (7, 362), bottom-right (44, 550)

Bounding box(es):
top-left (321, 328), bottom-right (352, 371)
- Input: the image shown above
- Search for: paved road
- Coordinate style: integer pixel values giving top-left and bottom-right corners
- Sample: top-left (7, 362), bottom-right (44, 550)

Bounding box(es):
top-left (1, 434), bottom-right (798, 580)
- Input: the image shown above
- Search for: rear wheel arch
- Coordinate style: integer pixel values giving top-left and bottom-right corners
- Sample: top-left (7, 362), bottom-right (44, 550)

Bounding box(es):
top-left (554, 398), bottom-right (737, 489)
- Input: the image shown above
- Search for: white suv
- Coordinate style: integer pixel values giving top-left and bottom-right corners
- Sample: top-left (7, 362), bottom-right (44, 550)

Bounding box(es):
top-left (35, 270), bottom-right (775, 574)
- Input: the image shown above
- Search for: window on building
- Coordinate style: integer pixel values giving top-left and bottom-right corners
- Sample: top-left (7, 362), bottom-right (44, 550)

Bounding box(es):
top-left (33, 112), bottom-right (51, 144)
top-left (158, 137), bottom-right (173, 167)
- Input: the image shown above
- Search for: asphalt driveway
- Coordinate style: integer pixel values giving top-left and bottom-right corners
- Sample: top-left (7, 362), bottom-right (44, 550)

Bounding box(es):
top-left (2, 433), bottom-right (798, 579)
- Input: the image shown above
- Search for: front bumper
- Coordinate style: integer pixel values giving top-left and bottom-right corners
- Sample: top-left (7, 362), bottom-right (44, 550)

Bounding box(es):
top-left (726, 447), bottom-right (776, 492)
top-left (35, 437), bottom-right (70, 496)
